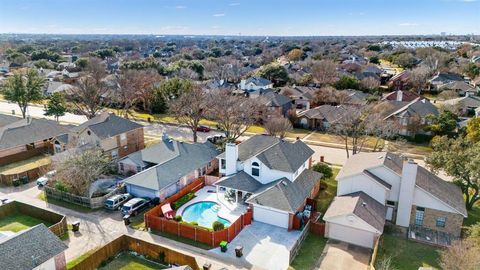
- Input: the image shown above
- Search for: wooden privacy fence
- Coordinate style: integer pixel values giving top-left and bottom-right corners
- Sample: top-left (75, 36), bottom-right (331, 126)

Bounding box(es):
top-left (69, 234), bottom-right (199, 270)
top-left (289, 220), bottom-right (311, 264)
top-left (0, 201), bottom-right (67, 237)
top-left (310, 221), bottom-right (326, 236)
top-left (146, 210), bottom-right (252, 247)
top-left (44, 185), bottom-right (123, 209)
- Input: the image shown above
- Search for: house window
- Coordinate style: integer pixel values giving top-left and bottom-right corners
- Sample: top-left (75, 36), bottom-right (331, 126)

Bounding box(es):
top-left (221, 159), bottom-right (226, 170)
top-left (436, 217), bottom-right (446, 228)
top-left (386, 200), bottom-right (396, 206)
top-left (252, 162), bottom-right (260, 176)
top-left (87, 130), bottom-right (91, 135)
top-left (415, 207), bottom-right (425, 226)
top-left (120, 133), bottom-right (127, 140)
top-left (119, 163), bottom-right (124, 172)
top-left (136, 166), bottom-right (142, 172)
top-left (111, 149), bottom-right (118, 159)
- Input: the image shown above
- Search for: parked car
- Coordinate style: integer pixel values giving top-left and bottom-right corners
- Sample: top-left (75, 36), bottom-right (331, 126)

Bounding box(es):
top-left (121, 198), bottom-right (151, 216)
top-left (196, 125), bottom-right (211, 132)
top-left (0, 198), bottom-right (13, 205)
top-left (207, 134), bottom-right (225, 144)
top-left (104, 193), bottom-right (132, 210)
top-left (36, 170), bottom-right (56, 187)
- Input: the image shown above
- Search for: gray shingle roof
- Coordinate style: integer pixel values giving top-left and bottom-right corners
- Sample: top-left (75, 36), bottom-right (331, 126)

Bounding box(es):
top-left (324, 192), bottom-right (386, 232)
top-left (298, 105), bottom-right (353, 123)
top-left (218, 135), bottom-right (278, 161)
top-left (245, 76), bottom-right (272, 86)
top-left (246, 169), bottom-right (322, 213)
top-left (0, 224), bottom-right (67, 270)
top-left (0, 114), bottom-right (20, 128)
top-left (256, 140), bottom-right (314, 173)
top-left (0, 118), bottom-right (70, 150)
top-left (444, 96), bottom-right (480, 109)
top-left (215, 171), bottom-right (264, 193)
top-left (72, 112), bottom-right (143, 139)
top-left (261, 91), bottom-right (292, 107)
top-left (124, 140), bottom-right (220, 191)
top-left (384, 98), bottom-right (439, 120)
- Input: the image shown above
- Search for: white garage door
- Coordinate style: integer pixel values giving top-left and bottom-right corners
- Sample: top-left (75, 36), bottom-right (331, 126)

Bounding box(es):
top-left (253, 206), bottom-right (289, 228)
top-left (127, 185), bottom-right (157, 199)
top-left (327, 223), bottom-right (374, 248)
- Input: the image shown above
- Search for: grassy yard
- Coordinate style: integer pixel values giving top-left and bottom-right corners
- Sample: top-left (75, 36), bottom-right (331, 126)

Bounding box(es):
top-left (289, 233), bottom-right (328, 270)
top-left (306, 132), bottom-right (384, 150)
top-left (0, 155), bottom-right (51, 175)
top-left (464, 203), bottom-right (480, 227)
top-left (0, 213), bottom-right (52, 232)
top-left (375, 234), bottom-right (441, 270)
top-left (99, 252), bottom-right (167, 270)
top-left (285, 128), bottom-right (311, 139)
top-left (151, 229), bottom-right (212, 250)
top-left (387, 141), bottom-right (433, 156)
top-left (315, 167), bottom-right (340, 216)
top-left (37, 192), bottom-right (96, 213)
top-left (67, 248), bottom-right (99, 269)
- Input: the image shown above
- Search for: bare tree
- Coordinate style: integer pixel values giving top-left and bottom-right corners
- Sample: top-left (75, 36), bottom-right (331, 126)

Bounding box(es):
top-left (86, 57), bottom-right (107, 85)
top-left (68, 76), bottom-right (108, 119)
top-left (360, 77), bottom-right (380, 91)
top-left (314, 86), bottom-right (351, 105)
top-left (311, 60), bottom-right (338, 86)
top-left (409, 65), bottom-right (432, 92)
top-left (406, 114), bottom-right (423, 136)
top-left (329, 107), bottom-right (369, 158)
top-left (264, 117), bottom-right (293, 138)
top-left (365, 112), bottom-right (400, 152)
top-left (51, 148), bottom-right (111, 196)
top-left (438, 90), bottom-right (458, 101)
top-left (440, 238), bottom-right (480, 270)
top-left (208, 90), bottom-right (263, 142)
top-left (169, 86), bottom-right (209, 142)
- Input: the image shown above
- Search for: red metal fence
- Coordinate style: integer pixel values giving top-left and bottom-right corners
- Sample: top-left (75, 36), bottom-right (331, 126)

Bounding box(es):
top-left (145, 176), bottom-right (253, 247)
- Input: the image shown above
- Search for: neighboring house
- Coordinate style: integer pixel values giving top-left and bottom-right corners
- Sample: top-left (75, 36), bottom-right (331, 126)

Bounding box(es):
top-left (45, 81), bottom-right (74, 96)
top-left (279, 86), bottom-right (317, 110)
top-left (429, 72), bottom-right (465, 91)
top-left (0, 224), bottom-right (67, 270)
top-left (323, 152), bottom-right (467, 248)
top-left (239, 77), bottom-right (273, 91)
top-left (260, 91), bottom-right (293, 118)
top-left (340, 89), bottom-right (371, 106)
top-left (122, 135), bottom-right (219, 199)
top-left (215, 135), bottom-right (322, 229)
top-left (205, 79), bottom-right (237, 92)
top-left (383, 90), bottom-right (421, 102)
top-left (438, 81), bottom-right (478, 96)
top-left (0, 117), bottom-right (69, 166)
top-left (383, 98), bottom-right (439, 136)
top-left (471, 55), bottom-right (480, 64)
top-left (297, 105), bottom-right (353, 130)
top-left (388, 71), bottom-right (411, 91)
top-left (54, 112), bottom-right (144, 159)
top-left (443, 96), bottom-right (480, 116)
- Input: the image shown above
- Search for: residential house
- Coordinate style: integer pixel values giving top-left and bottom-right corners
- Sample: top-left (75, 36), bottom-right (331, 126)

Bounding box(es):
top-left (323, 152), bottom-right (467, 248)
top-left (279, 86), bottom-right (317, 110)
top-left (122, 135), bottom-right (219, 199)
top-left (438, 81), bottom-right (478, 96)
top-left (383, 90), bottom-right (421, 102)
top-left (54, 112), bottom-right (144, 159)
top-left (443, 96), bottom-right (480, 116)
top-left (382, 98), bottom-right (439, 136)
top-left (0, 224), bottom-right (68, 270)
top-left (44, 81), bottom-right (74, 96)
top-left (297, 105), bottom-right (353, 130)
top-left (215, 135), bottom-right (322, 229)
top-left (340, 89), bottom-right (371, 106)
top-left (0, 117), bottom-right (70, 166)
top-left (260, 91), bottom-right (294, 118)
top-left (388, 71), bottom-right (411, 91)
top-left (429, 72), bottom-right (465, 91)
top-left (239, 77), bottom-right (273, 91)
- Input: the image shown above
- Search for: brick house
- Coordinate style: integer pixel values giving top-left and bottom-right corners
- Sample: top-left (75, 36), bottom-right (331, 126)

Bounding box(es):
top-left (54, 112), bottom-right (144, 159)
top-left (121, 134), bottom-right (219, 200)
top-left (323, 152), bottom-right (467, 248)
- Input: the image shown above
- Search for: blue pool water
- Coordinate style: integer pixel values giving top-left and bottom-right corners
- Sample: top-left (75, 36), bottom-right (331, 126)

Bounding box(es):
top-left (182, 201), bottom-right (231, 228)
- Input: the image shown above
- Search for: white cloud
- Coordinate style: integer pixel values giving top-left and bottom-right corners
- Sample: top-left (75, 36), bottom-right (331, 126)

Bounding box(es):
top-left (213, 13), bottom-right (225, 17)
top-left (175, 5), bottom-right (187, 9)
top-left (229, 3), bottom-right (241, 6)
top-left (399, 23), bottom-right (419, 26)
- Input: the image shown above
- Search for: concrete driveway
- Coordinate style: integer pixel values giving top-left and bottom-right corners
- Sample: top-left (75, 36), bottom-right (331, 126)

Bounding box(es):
top-left (317, 240), bottom-right (371, 270)
top-left (210, 222), bottom-right (302, 270)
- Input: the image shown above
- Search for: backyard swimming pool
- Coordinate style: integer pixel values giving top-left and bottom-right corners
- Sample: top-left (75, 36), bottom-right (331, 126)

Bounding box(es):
top-left (182, 201), bottom-right (231, 228)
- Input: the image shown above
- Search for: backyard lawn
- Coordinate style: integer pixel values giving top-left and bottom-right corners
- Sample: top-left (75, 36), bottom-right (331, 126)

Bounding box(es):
top-left (0, 213), bottom-right (52, 232)
top-left (99, 252), bottom-right (167, 270)
top-left (306, 132), bottom-right (384, 150)
top-left (464, 202), bottom-right (480, 227)
top-left (315, 167), bottom-right (340, 216)
top-left (289, 233), bottom-right (328, 270)
top-left (0, 155), bottom-right (51, 175)
top-left (375, 234), bottom-right (441, 270)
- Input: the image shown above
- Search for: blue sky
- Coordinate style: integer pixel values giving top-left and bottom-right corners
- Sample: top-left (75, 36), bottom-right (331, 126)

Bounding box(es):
top-left (0, 0), bottom-right (479, 36)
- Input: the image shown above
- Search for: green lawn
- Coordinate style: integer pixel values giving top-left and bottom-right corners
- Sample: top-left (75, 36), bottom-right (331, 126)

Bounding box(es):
top-left (0, 213), bottom-right (52, 232)
top-left (67, 248), bottom-right (99, 269)
top-left (37, 192), bottom-right (96, 213)
top-left (464, 203), bottom-right (480, 227)
top-left (375, 234), bottom-right (441, 270)
top-left (289, 233), bottom-right (328, 270)
top-left (315, 167), bottom-right (340, 216)
top-left (99, 252), bottom-right (167, 270)
top-left (285, 128), bottom-right (311, 139)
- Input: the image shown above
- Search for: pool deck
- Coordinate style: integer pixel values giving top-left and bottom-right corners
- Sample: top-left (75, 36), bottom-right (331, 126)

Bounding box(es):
top-left (176, 186), bottom-right (248, 224)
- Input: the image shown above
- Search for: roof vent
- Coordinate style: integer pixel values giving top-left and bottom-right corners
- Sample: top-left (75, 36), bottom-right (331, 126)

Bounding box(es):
top-left (378, 155), bottom-right (384, 159)
top-left (282, 181), bottom-right (288, 186)
top-left (362, 202), bottom-right (367, 207)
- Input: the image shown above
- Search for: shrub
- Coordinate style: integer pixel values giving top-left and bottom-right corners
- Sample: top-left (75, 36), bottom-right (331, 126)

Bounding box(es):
top-left (212, 221), bottom-right (225, 231)
top-left (173, 215), bottom-right (182, 222)
top-left (189, 221), bottom-right (198, 226)
top-left (55, 181), bottom-right (68, 192)
top-left (172, 192), bottom-right (196, 209)
top-left (312, 162), bottom-right (333, 179)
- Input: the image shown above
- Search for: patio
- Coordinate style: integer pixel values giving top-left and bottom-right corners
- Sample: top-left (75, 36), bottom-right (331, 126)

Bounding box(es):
top-left (176, 186), bottom-right (248, 224)
top-left (408, 224), bottom-right (455, 247)
top-left (210, 221), bottom-right (303, 270)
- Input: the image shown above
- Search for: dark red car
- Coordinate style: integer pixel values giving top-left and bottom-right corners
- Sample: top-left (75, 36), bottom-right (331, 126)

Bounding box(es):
top-left (196, 125), bottom-right (211, 132)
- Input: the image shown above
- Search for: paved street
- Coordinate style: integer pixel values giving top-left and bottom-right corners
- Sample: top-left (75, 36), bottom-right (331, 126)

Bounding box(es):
top-left (0, 100), bottom-right (88, 124)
